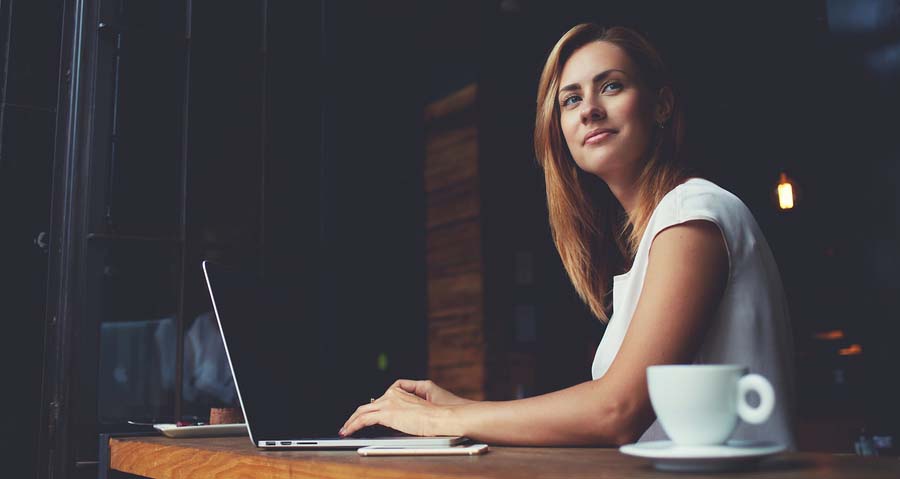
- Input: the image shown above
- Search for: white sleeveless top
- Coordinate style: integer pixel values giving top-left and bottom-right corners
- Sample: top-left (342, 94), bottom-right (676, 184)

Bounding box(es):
top-left (590, 178), bottom-right (796, 449)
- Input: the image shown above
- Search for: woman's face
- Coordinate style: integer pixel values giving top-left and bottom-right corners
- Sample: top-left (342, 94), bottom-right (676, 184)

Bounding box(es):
top-left (557, 41), bottom-right (658, 184)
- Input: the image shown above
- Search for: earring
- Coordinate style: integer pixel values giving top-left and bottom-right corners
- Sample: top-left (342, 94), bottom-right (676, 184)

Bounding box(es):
top-left (657, 119), bottom-right (666, 129)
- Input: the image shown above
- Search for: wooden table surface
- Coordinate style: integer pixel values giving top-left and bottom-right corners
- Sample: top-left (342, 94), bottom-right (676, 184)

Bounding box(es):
top-left (108, 435), bottom-right (900, 479)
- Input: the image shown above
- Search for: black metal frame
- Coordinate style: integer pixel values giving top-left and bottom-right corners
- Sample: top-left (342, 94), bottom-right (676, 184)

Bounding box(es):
top-left (40, 1), bottom-right (198, 477)
top-left (40, 0), bottom-right (99, 476)
top-left (175, 0), bottom-right (193, 427)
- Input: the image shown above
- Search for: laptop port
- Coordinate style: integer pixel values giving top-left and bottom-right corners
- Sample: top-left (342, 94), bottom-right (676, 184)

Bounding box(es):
top-left (280, 441), bottom-right (292, 445)
top-left (265, 442), bottom-right (276, 446)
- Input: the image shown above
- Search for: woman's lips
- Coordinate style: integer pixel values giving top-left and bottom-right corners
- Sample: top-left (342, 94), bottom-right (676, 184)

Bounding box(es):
top-left (584, 130), bottom-right (616, 145)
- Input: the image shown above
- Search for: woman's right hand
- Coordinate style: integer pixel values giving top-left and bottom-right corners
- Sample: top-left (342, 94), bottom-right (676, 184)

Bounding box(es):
top-left (390, 379), bottom-right (475, 406)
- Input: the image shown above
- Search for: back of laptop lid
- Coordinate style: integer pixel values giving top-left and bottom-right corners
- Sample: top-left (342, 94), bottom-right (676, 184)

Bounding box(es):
top-left (203, 260), bottom-right (345, 442)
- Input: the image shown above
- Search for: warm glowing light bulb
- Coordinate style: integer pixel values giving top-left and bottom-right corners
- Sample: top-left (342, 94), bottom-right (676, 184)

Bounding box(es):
top-left (814, 330), bottom-right (845, 340)
top-left (838, 344), bottom-right (863, 356)
top-left (777, 173), bottom-right (795, 210)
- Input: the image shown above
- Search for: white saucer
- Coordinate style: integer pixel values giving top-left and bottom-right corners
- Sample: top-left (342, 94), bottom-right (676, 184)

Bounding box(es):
top-left (154, 423), bottom-right (248, 438)
top-left (619, 439), bottom-right (787, 472)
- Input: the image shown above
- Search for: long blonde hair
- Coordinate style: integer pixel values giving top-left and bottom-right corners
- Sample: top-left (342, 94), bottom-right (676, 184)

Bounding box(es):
top-left (534, 24), bottom-right (688, 322)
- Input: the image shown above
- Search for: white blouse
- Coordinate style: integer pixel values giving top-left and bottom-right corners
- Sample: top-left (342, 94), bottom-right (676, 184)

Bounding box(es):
top-left (590, 178), bottom-right (796, 449)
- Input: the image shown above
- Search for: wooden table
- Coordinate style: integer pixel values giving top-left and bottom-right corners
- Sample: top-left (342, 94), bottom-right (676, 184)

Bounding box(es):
top-left (108, 435), bottom-right (900, 479)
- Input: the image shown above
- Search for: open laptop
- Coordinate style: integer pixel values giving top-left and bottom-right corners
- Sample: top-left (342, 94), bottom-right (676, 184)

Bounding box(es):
top-left (202, 260), bottom-right (465, 449)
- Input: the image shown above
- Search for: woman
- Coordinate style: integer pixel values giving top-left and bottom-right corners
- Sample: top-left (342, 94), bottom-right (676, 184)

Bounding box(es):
top-left (340, 24), bottom-right (795, 448)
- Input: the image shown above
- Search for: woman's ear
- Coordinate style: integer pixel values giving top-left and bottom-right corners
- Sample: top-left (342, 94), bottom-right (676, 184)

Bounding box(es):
top-left (655, 86), bottom-right (674, 123)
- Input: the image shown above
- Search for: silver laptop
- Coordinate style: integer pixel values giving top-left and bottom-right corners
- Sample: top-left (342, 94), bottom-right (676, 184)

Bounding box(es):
top-left (202, 260), bottom-right (465, 449)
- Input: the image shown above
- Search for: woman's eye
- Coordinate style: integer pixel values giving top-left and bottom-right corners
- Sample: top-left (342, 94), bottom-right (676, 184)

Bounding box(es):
top-left (562, 95), bottom-right (581, 107)
top-left (602, 81), bottom-right (623, 93)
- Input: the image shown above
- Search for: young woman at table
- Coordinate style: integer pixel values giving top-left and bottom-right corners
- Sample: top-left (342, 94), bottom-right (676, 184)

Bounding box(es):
top-left (340, 24), bottom-right (796, 448)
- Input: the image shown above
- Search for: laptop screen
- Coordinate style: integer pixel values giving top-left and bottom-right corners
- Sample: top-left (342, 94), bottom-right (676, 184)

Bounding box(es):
top-left (203, 261), bottom-right (352, 440)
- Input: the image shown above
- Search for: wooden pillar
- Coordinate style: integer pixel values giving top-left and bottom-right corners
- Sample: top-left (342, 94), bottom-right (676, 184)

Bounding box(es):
top-left (424, 84), bottom-right (486, 400)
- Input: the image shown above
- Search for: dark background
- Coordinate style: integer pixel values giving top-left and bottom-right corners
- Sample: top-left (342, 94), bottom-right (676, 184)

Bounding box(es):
top-left (1, 0), bottom-right (898, 477)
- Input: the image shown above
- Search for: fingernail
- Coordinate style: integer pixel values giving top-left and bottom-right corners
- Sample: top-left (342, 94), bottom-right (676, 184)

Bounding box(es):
top-left (339, 428), bottom-right (345, 436)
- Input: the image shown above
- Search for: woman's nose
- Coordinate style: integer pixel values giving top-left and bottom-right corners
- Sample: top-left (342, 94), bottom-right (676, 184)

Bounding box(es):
top-left (580, 96), bottom-right (606, 123)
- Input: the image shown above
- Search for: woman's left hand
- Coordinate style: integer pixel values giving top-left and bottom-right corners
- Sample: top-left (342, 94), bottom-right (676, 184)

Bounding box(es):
top-left (339, 384), bottom-right (458, 437)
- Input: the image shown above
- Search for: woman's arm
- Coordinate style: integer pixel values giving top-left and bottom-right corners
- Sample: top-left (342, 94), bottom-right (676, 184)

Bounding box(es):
top-left (341, 220), bottom-right (729, 445)
top-left (447, 220), bottom-right (729, 445)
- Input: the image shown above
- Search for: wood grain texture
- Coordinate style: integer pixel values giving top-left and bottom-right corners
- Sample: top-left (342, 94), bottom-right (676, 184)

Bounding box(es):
top-left (424, 83), bottom-right (477, 123)
top-left (425, 83), bottom-right (485, 400)
top-left (426, 178), bottom-right (479, 229)
top-left (426, 219), bottom-right (481, 277)
top-left (424, 127), bottom-right (478, 193)
top-left (109, 435), bottom-right (900, 479)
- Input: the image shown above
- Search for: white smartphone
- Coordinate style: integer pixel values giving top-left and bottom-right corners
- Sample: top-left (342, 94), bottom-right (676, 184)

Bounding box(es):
top-left (357, 443), bottom-right (489, 456)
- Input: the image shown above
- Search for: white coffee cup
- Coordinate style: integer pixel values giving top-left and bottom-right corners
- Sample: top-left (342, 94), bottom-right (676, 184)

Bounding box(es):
top-left (646, 364), bottom-right (775, 446)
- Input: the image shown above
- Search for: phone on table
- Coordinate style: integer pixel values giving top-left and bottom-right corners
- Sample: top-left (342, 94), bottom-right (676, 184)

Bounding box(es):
top-left (357, 443), bottom-right (489, 456)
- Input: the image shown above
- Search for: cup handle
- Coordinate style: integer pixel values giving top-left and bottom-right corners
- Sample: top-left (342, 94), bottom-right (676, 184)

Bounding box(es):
top-left (736, 374), bottom-right (775, 424)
